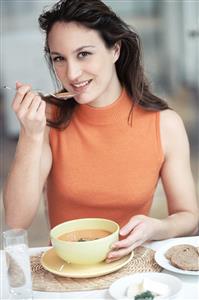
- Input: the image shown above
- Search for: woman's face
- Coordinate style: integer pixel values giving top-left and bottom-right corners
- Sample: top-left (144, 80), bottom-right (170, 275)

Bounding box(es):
top-left (48, 21), bottom-right (121, 107)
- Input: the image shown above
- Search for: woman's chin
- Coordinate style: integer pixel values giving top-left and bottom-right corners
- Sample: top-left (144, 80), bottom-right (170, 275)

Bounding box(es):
top-left (75, 94), bottom-right (95, 105)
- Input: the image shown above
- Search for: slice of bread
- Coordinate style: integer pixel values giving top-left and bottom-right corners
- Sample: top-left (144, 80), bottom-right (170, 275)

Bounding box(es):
top-left (170, 247), bottom-right (199, 271)
top-left (164, 244), bottom-right (199, 271)
top-left (165, 244), bottom-right (196, 260)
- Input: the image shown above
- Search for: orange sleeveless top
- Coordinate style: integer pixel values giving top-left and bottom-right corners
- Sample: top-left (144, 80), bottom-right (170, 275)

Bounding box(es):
top-left (47, 89), bottom-right (164, 228)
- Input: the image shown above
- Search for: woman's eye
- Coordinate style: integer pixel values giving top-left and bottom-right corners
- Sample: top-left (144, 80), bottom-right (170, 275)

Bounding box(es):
top-left (78, 51), bottom-right (91, 59)
top-left (52, 56), bottom-right (64, 63)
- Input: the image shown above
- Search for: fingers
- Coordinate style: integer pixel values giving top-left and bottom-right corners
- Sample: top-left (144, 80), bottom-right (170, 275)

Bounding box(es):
top-left (119, 216), bottom-right (143, 236)
top-left (37, 100), bottom-right (46, 115)
top-left (13, 92), bottom-right (43, 119)
top-left (106, 240), bottom-right (141, 263)
top-left (11, 82), bottom-right (46, 136)
top-left (16, 80), bottom-right (23, 89)
top-left (106, 216), bottom-right (161, 264)
top-left (12, 84), bottom-right (32, 111)
top-left (113, 228), bottom-right (142, 249)
top-left (106, 229), bottom-right (143, 263)
top-left (17, 92), bottom-right (37, 113)
top-left (106, 216), bottom-right (148, 263)
top-left (27, 95), bottom-right (42, 114)
top-left (12, 82), bottom-right (44, 116)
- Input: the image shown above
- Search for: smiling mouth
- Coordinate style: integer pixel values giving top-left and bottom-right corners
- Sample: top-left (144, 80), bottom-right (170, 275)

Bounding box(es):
top-left (72, 79), bottom-right (92, 89)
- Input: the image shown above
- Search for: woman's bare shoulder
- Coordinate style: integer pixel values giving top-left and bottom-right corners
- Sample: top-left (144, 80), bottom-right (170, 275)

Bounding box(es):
top-left (159, 109), bottom-right (189, 157)
top-left (160, 109), bottom-right (185, 130)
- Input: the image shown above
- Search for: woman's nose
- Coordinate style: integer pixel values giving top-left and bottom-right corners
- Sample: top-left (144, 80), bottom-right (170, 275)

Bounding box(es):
top-left (67, 61), bottom-right (82, 81)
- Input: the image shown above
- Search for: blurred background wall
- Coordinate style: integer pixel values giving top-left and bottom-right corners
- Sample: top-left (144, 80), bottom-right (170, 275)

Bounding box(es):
top-left (1, 0), bottom-right (198, 247)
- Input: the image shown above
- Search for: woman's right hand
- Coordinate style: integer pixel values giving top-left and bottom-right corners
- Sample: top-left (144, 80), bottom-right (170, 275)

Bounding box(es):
top-left (12, 81), bottom-right (46, 138)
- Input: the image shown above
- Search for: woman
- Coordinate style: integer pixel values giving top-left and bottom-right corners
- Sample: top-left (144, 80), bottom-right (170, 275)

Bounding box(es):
top-left (4, 0), bottom-right (198, 262)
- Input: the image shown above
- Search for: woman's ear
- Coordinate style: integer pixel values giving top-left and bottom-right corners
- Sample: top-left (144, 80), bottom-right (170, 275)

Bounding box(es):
top-left (113, 41), bottom-right (121, 63)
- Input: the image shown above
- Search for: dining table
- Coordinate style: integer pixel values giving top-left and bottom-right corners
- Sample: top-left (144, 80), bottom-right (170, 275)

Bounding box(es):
top-left (1, 237), bottom-right (198, 300)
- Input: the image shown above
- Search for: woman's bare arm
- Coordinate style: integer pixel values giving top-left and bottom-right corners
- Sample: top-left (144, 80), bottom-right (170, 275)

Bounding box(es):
top-left (3, 83), bottom-right (52, 228)
top-left (155, 109), bottom-right (199, 238)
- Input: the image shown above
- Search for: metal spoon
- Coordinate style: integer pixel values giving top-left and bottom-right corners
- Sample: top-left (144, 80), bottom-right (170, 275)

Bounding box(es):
top-left (2, 86), bottom-right (76, 100)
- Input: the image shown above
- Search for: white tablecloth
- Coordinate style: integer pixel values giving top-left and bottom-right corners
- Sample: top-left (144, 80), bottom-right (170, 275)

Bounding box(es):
top-left (1, 237), bottom-right (199, 299)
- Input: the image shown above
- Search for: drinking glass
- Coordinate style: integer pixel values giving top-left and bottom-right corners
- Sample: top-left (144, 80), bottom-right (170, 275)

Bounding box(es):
top-left (3, 229), bottom-right (33, 300)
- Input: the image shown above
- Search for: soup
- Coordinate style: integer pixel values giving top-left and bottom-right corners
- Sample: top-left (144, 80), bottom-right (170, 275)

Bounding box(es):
top-left (58, 229), bottom-right (111, 242)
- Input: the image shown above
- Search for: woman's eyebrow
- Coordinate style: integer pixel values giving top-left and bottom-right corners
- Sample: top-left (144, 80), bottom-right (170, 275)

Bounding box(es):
top-left (50, 51), bottom-right (62, 55)
top-left (73, 45), bottom-right (96, 53)
top-left (50, 45), bottom-right (96, 56)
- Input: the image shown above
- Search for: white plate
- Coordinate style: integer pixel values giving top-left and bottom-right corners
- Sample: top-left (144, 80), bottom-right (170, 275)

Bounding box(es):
top-left (155, 236), bottom-right (199, 276)
top-left (109, 272), bottom-right (182, 300)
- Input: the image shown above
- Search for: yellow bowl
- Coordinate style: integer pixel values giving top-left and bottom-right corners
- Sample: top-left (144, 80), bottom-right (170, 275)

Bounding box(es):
top-left (50, 218), bottom-right (119, 265)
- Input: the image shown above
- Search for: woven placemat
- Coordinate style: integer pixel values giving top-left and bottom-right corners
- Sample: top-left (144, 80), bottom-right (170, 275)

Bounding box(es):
top-left (30, 246), bottom-right (162, 292)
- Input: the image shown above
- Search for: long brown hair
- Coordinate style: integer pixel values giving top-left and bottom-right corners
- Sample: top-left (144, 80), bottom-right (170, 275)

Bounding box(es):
top-left (38, 0), bottom-right (169, 129)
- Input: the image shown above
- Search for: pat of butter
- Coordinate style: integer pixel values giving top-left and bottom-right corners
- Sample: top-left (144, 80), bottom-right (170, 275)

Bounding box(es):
top-left (126, 278), bottom-right (169, 299)
top-left (126, 281), bottom-right (143, 298)
top-left (142, 278), bottom-right (169, 296)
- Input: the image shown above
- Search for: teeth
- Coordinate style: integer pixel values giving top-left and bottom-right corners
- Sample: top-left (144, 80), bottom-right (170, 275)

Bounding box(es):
top-left (73, 80), bottom-right (90, 88)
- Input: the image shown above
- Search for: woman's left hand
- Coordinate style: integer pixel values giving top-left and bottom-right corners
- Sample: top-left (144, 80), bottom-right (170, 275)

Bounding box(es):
top-left (106, 215), bottom-right (162, 263)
